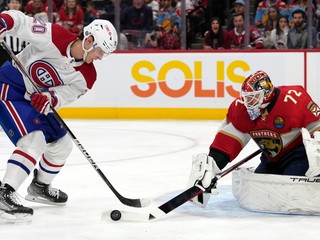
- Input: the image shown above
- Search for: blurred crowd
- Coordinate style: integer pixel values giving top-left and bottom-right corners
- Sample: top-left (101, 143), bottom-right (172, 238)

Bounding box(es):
top-left (1, 0), bottom-right (320, 50)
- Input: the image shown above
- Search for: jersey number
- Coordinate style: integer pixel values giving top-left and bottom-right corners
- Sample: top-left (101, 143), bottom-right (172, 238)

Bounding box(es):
top-left (32, 18), bottom-right (47, 34)
top-left (284, 90), bottom-right (302, 104)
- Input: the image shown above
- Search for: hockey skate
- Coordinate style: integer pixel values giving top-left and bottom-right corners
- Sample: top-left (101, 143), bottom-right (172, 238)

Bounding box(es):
top-left (25, 169), bottom-right (68, 206)
top-left (0, 183), bottom-right (33, 223)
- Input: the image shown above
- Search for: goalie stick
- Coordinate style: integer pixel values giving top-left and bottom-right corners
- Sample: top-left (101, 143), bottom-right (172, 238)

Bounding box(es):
top-left (102, 149), bottom-right (262, 222)
top-left (1, 41), bottom-right (150, 208)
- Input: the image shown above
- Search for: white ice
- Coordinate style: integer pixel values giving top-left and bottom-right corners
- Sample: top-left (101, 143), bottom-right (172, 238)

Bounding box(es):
top-left (1, 120), bottom-right (320, 240)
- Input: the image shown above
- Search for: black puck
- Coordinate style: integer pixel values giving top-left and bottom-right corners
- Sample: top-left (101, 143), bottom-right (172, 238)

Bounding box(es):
top-left (110, 210), bottom-right (122, 221)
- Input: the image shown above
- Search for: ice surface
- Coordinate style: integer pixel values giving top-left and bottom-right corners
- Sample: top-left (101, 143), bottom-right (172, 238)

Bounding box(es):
top-left (1, 120), bottom-right (319, 240)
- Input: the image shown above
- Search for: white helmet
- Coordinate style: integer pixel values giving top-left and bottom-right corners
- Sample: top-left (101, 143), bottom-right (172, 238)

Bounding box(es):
top-left (82, 19), bottom-right (118, 57)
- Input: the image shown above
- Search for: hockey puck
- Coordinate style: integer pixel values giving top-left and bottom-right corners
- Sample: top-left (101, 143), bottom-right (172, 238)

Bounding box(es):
top-left (110, 210), bottom-right (122, 221)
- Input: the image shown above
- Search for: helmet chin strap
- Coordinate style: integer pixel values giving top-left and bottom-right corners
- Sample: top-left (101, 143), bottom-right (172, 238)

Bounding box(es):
top-left (82, 36), bottom-right (93, 61)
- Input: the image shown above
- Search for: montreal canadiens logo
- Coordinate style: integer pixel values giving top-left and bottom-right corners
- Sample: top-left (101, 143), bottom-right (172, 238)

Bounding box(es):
top-left (29, 60), bottom-right (63, 88)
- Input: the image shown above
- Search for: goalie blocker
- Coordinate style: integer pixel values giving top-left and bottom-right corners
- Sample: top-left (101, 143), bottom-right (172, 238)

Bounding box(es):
top-left (186, 153), bottom-right (221, 207)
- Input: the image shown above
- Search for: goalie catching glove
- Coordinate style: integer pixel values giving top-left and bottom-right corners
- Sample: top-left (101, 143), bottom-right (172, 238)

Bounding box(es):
top-left (30, 91), bottom-right (58, 115)
top-left (186, 153), bottom-right (221, 208)
top-left (301, 128), bottom-right (320, 177)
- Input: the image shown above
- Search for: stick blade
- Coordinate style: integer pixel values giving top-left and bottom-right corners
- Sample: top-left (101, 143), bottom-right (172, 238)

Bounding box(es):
top-left (120, 197), bottom-right (151, 208)
top-left (101, 208), bottom-right (166, 222)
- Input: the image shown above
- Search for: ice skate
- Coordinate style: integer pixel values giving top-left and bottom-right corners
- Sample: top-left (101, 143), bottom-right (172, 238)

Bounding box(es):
top-left (0, 183), bottom-right (33, 223)
top-left (25, 169), bottom-right (68, 206)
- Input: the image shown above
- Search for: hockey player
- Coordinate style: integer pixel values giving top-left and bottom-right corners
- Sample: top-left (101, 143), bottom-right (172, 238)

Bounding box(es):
top-left (0, 10), bottom-right (117, 219)
top-left (187, 70), bottom-right (320, 207)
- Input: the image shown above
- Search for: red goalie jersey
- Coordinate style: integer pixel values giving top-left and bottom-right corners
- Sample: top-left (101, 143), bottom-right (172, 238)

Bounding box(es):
top-left (211, 85), bottom-right (320, 163)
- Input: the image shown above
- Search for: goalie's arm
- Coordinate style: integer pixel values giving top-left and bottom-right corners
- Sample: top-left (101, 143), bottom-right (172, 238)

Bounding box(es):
top-left (208, 148), bottom-right (230, 171)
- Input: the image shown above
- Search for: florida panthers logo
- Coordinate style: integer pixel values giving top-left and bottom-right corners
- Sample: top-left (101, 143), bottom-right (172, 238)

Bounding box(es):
top-left (250, 130), bottom-right (282, 158)
top-left (29, 60), bottom-right (63, 88)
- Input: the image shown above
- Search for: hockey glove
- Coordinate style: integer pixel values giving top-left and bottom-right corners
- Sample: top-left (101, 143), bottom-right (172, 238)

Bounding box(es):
top-left (186, 153), bottom-right (221, 208)
top-left (0, 17), bottom-right (7, 42)
top-left (30, 91), bottom-right (57, 115)
top-left (301, 128), bottom-right (320, 177)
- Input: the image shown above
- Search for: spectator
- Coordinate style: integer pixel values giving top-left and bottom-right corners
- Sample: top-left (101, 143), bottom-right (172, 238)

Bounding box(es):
top-left (144, 25), bottom-right (181, 49)
top-left (315, 0), bottom-right (320, 32)
top-left (121, 0), bottom-right (153, 48)
top-left (121, 0), bottom-right (153, 31)
top-left (263, 5), bottom-right (280, 32)
top-left (100, 0), bottom-right (128, 26)
top-left (83, 1), bottom-right (99, 26)
top-left (176, 0), bottom-right (195, 12)
top-left (229, 13), bottom-right (264, 49)
top-left (203, 17), bottom-right (231, 50)
top-left (185, 0), bottom-right (206, 46)
top-left (255, 0), bottom-right (288, 28)
top-left (156, 0), bottom-right (181, 33)
top-left (145, 0), bottom-right (160, 23)
top-left (288, 0), bottom-right (316, 25)
top-left (25, 0), bottom-right (49, 22)
top-left (144, 0), bottom-right (181, 49)
top-left (287, 8), bottom-right (317, 48)
top-left (56, 0), bottom-right (84, 34)
top-left (0, 0), bottom-right (28, 66)
top-left (226, 0), bottom-right (245, 31)
top-left (0, 0), bottom-right (7, 12)
top-left (264, 15), bottom-right (289, 49)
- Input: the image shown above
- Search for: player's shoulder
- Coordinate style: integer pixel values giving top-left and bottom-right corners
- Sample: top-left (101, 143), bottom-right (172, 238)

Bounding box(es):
top-left (51, 24), bottom-right (78, 56)
top-left (278, 85), bottom-right (310, 99)
top-left (277, 85), bottom-right (313, 105)
top-left (278, 85), bottom-right (306, 92)
top-left (226, 97), bottom-right (253, 132)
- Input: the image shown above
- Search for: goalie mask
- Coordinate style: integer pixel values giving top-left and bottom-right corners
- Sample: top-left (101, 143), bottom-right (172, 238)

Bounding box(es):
top-left (82, 19), bottom-right (118, 60)
top-left (241, 70), bottom-right (275, 120)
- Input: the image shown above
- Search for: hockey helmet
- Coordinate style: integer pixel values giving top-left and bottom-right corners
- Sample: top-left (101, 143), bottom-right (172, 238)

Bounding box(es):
top-left (241, 70), bottom-right (275, 120)
top-left (82, 19), bottom-right (118, 58)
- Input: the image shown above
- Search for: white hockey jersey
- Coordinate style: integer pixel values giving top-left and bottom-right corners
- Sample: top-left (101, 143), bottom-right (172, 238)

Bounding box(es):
top-left (0, 10), bottom-right (97, 109)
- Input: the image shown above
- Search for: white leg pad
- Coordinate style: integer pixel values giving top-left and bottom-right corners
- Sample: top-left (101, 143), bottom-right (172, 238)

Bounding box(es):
top-left (302, 128), bottom-right (320, 177)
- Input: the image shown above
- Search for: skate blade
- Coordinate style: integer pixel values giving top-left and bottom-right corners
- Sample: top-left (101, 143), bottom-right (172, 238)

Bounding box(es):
top-left (25, 194), bottom-right (66, 206)
top-left (0, 210), bottom-right (32, 224)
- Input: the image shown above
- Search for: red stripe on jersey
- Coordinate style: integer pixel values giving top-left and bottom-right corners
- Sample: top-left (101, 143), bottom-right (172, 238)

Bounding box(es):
top-left (210, 131), bottom-right (244, 161)
top-left (42, 154), bottom-right (64, 167)
top-left (14, 149), bottom-right (37, 165)
top-left (0, 84), bottom-right (9, 100)
top-left (4, 101), bottom-right (27, 136)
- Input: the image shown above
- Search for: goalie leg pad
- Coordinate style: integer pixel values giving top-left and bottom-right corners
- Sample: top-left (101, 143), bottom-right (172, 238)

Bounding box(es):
top-left (301, 128), bottom-right (320, 177)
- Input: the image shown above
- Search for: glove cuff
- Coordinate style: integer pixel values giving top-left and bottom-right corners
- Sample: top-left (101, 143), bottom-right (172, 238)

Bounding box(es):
top-left (43, 90), bottom-right (58, 109)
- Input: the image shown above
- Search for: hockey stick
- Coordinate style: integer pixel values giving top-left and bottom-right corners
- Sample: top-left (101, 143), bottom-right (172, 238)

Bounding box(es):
top-left (102, 149), bottom-right (262, 221)
top-left (1, 41), bottom-right (150, 208)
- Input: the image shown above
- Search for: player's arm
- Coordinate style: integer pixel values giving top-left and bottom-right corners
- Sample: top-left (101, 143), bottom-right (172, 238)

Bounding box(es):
top-left (29, 79), bottom-right (88, 115)
top-left (186, 101), bottom-right (251, 196)
top-left (188, 118), bottom-right (250, 187)
top-left (0, 10), bottom-right (49, 44)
